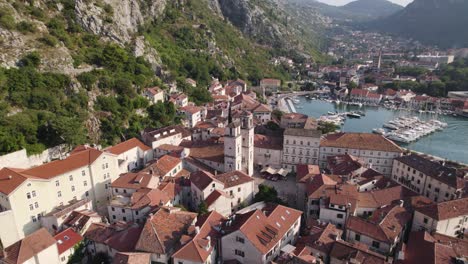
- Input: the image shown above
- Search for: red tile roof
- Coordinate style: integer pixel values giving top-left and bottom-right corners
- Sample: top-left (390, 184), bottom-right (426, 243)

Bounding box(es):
top-left (296, 165), bottom-right (321, 183)
top-left (84, 222), bottom-right (142, 252)
top-left (180, 105), bottom-right (202, 115)
top-left (112, 252), bottom-right (151, 264)
top-left (327, 154), bottom-right (364, 175)
top-left (22, 148), bottom-right (104, 179)
top-left (346, 205), bottom-right (411, 243)
top-left (2, 228), bottom-right (56, 264)
top-left (205, 189), bottom-right (229, 207)
top-left (111, 172), bottom-right (155, 190)
top-left (0, 168), bottom-right (39, 195)
top-left (330, 240), bottom-right (388, 264)
top-left (254, 134), bottom-right (283, 150)
top-left (172, 211), bottom-right (226, 262)
top-left (146, 155), bottom-right (181, 177)
top-left (296, 221), bottom-right (342, 256)
top-left (214, 170), bottom-right (253, 188)
top-left (184, 141), bottom-right (225, 164)
top-left (416, 197), bottom-right (468, 221)
top-left (130, 188), bottom-right (171, 209)
top-left (145, 87), bottom-right (162, 95)
top-left (223, 204), bottom-right (302, 254)
top-left (135, 207), bottom-right (197, 254)
top-left (105, 138), bottom-right (151, 155)
top-left (54, 228), bottom-right (83, 255)
top-left (401, 231), bottom-right (468, 264)
top-left (321, 133), bottom-right (403, 153)
top-left (190, 170), bottom-right (218, 191)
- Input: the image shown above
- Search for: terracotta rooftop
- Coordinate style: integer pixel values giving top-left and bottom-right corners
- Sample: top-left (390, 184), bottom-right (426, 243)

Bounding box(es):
top-left (401, 231), bottom-right (468, 264)
top-left (2, 228), bottom-right (56, 264)
top-left (54, 228), bottom-right (83, 255)
top-left (21, 147), bottom-right (106, 179)
top-left (346, 205), bottom-right (411, 243)
top-left (142, 125), bottom-right (191, 143)
top-left (222, 204), bottom-right (302, 254)
top-left (296, 164), bottom-right (321, 183)
top-left (135, 207), bottom-right (197, 254)
top-left (84, 222), bottom-right (143, 252)
top-left (296, 221), bottom-right (342, 256)
top-left (62, 209), bottom-right (100, 233)
top-left (145, 86), bottom-right (162, 95)
top-left (214, 170), bottom-right (253, 188)
top-left (112, 252), bottom-right (151, 264)
top-left (180, 105), bottom-right (203, 115)
top-left (327, 154), bottom-right (364, 175)
top-left (330, 240), bottom-right (388, 264)
top-left (184, 141), bottom-right (225, 164)
top-left (416, 197), bottom-right (468, 221)
top-left (0, 167), bottom-right (39, 195)
top-left (205, 189), bottom-right (230, 207)
top-left (254, 134), bottom-right (283, 150)
top-left (111, 172), bottom-right (156, 190)
top-left (172, 211), bottom-right (226, 263)
top-left (145, 155), bottom-right (181, 177)
top-left (129, 188), bottom-right (171, 210)
top-left (105, 138), bottom-right (151, 155)
top-left (190, 170), bottom-right (218, 191)
top-left (281, 113), bottom-right (308, 121)
top-left (284, 128), bottom-right (322, 138)
top-left (321, 133), bottom-right (403, 153)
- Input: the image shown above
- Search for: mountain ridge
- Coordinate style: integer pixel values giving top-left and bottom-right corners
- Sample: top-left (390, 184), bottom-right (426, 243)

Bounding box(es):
top-left (371, 0), bottom-right (468, 48)
top-left (341, 0), bottom-right (403, 18)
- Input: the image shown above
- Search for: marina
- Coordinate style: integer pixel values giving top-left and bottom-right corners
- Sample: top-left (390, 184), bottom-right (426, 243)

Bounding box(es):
top-left (294, 96), bottom-right (468, 164)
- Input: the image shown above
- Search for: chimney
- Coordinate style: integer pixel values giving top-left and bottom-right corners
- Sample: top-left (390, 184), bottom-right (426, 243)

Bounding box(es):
top-left (205, 236), bottom-right (211, 250)
top-left (195, 226), bottom-right (200, 234)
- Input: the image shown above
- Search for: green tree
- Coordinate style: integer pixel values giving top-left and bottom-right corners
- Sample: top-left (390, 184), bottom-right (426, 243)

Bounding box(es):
top-left (318, 122), bottom-right (339, 134)
top-left (254, 184), bottom-right (286, 205)
top-left (197, 201), bottom-right (209, 215)
top-left (18, 52), bottom-right (41, 68)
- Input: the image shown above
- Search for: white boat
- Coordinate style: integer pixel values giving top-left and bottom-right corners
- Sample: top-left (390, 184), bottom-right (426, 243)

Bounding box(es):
top-left (347, 112), bottom-right (361, 118)
top-left (383, 123), bottom-right (399, 130)
top-left (373, 128), bottom-right (386, 135)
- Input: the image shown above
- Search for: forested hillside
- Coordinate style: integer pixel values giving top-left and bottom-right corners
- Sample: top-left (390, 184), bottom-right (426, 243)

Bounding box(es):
top-left (0, 0), bottom-right (325, 155)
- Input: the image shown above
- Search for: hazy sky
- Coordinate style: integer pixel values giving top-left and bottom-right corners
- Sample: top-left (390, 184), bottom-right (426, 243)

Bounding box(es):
top-left (316, 0), bottom-right (413, 6)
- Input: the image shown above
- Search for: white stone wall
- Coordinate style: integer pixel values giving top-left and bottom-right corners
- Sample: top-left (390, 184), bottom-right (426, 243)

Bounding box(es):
top-left (0, 210), bottom-right (21, 247)
top-left (0, 145), bottom-right (67, 170)
top-left (23, 243), bottom-right (60, 264)
top-left (412, 211), bottom-right (468, 238)
top-left (222, 230), bottom-right (263, 264)
top-left (346, 229), bottom-right (392, 254)
top-left (283, 135), bottom-right (320, 171)
top-left (254, 148), bottom-right (282, 169)
top-left (391, 160), bottom-right (462, 202)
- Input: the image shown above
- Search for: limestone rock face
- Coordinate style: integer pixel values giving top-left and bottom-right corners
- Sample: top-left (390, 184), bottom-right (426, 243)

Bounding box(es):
top-left (74, 0), bottom-right (167, 70)
top-left (217, 0), bottom-right (282, 46)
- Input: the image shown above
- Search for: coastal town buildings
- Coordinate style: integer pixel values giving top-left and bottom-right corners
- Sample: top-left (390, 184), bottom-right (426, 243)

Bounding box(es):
top-left (0, 146), bottom-right (119, 238)
top-left (319, 133), bottom-right (404, 176)
top-left (220, 203), bottom-right (302, 264)
top-left (392, 154), bottom-right (465, 202)
top-left (411, 197), bottom-right (468, 238)
top-left (282, 128), bottom-right (321, 171)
